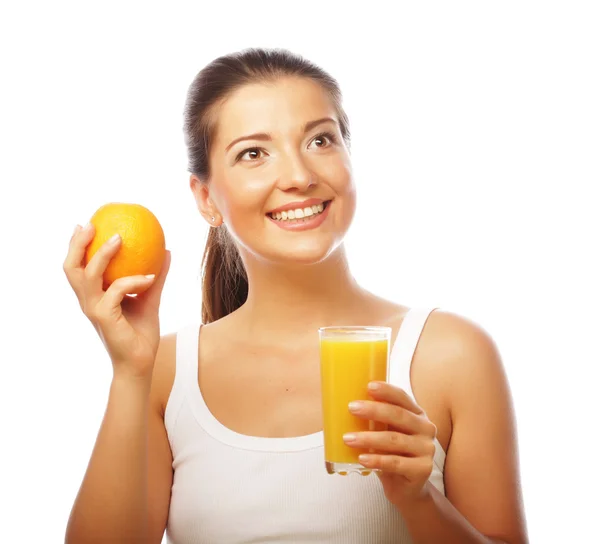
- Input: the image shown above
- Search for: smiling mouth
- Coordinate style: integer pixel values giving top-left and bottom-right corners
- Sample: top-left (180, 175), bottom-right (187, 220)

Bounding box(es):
top-left (268, 200), bottom-right (331, 222)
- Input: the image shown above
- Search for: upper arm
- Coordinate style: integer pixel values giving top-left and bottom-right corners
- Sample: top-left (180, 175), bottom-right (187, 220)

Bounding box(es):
top-left (436, 312), bottom-right (528, 544)
top-left (147, 334), bottom-right (176, 543)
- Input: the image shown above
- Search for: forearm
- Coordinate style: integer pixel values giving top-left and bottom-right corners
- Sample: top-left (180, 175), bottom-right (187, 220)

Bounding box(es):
top-left (65, 375), bottom-right (152, 544)
top-left (396, 483), bottom-right (512, 544)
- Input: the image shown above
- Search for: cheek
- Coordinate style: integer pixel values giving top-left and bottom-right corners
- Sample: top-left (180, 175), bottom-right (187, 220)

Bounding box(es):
top-left (340, 187), bottom-right (357, 232)
top-left (328, 153), bottom-right (354, 192)
top-left (220, 174), bottom-right (273, 217)
top-left (333, 161), bottom-right (357, 222)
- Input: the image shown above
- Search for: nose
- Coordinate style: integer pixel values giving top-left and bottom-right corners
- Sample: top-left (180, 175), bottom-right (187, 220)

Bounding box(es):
top-left (276, 152), bottom-right (316, 192)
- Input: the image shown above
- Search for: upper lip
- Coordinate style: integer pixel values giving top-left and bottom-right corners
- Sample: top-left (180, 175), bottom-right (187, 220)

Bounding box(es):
top-left (267, 198), bottom-right (329, 215)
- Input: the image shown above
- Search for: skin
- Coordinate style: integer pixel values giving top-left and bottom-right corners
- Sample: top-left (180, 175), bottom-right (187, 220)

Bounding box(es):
top-left (64, 76), bottom-right (528, 543)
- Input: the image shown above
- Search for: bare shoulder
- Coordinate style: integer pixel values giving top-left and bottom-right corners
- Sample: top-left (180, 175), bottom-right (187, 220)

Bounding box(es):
top-left (151, 315), bottom-right (241, 412)
top-left (418, 309), bottom-right (500, 363)
top-left (149, 332), bottom-right (178, 417)
top-left (416, 309), bottom-right (507, 413)
top-left (416, 309), bottom-right (528, 542)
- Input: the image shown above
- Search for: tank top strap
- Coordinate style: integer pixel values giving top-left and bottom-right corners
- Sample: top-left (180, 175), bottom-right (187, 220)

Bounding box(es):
top-left (388, 307), bottom-right (438, 400)
top-left (176, 322), bottom-right (202, 383)
top-left (164, 322), bottom-right (202, 434)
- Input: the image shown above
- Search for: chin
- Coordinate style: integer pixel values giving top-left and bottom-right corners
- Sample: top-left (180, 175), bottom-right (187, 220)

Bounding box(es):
top-left (264, 238), bottom-right (342, 267)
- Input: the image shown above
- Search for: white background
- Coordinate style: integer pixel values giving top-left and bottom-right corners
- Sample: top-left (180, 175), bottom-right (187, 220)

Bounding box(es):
top-left (1, 1), bottom-right (598, 542)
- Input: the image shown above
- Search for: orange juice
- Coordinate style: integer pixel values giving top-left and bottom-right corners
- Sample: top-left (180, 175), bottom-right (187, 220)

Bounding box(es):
top-left (319, 327), bottom-right (390, 474)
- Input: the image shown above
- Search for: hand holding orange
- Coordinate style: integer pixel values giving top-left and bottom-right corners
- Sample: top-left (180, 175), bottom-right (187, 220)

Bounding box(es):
top-left (84, 202), bottom-right (166, 289)
top-left (63, 201), bottom-right (170, 373)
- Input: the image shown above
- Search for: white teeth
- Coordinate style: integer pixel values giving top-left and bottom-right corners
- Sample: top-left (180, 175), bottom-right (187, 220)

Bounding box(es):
top-left (270, 201), bottom-right (328, 221)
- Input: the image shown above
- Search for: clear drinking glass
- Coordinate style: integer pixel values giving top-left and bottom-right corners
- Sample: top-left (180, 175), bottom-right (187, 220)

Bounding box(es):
top-left (319, 326), bottom-right (391, 475)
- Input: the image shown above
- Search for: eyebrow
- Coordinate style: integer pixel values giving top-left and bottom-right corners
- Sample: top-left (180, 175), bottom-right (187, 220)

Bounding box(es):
top-left (225, 117), bottom-right (337, 152)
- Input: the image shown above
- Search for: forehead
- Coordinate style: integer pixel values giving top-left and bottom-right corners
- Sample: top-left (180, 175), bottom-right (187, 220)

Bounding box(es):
top-left (214, 77), bottom-right (336, 143)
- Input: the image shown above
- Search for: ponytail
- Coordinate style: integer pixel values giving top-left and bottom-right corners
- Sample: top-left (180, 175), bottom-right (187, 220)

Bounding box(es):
top-left (201, 225), bottom-right (248, 324)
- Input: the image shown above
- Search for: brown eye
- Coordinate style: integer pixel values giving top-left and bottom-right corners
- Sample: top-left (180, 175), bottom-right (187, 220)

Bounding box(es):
top-left (310, 131), bottom-right (337, 149)
top-left (237, 148), bottom-right (264, 162)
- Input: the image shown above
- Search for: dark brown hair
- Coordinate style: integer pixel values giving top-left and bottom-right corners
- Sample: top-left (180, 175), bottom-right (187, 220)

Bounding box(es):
top-left (183, 47), bottom-right (351, 324)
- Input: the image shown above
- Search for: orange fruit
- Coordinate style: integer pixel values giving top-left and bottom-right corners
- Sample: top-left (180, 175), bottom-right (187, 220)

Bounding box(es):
top-left (84, 202), bottom-right (166, 289)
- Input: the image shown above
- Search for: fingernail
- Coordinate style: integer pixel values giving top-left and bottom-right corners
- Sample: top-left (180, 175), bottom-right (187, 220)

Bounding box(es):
top-left (108, 233), bottom-right (121, 244)
top-left (343, 433), bottom-right (357, 443)
top-left (348, 401), bottom-right (362, 413)
top-left (73, 224), bottom-right (81, 236)
top-left (368, 382), bottom-right (381, 391)
top-left (83, 222), bottom-right (92, 231)
top-left (358, 454), bottom-right (370, 464)
top-left (145, 274), bottom-right (155, 280)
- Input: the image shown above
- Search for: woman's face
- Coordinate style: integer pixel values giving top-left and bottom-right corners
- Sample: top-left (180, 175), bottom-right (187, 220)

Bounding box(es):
top-left (193, 76), bottom-right (356, 266)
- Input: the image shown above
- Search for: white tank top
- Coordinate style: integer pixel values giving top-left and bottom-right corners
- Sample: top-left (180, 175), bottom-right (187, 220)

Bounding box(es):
top-left (164, 307), bottom-right (446, 543)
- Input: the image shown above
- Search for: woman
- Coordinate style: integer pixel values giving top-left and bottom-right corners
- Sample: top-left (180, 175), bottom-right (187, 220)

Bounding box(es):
top-left (63, 48), bottom-right (528, 543)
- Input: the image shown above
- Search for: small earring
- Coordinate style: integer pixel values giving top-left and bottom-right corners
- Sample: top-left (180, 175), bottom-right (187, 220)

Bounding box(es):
top-left (211, 216), bottom-right (215, 222)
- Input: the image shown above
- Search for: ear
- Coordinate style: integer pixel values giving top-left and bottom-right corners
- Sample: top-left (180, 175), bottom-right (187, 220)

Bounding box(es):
top-left (190, 175), bottom-right (223, 227)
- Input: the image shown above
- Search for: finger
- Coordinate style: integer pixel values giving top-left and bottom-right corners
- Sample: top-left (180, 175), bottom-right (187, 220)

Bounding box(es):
top-left (140, 249), bottom-right (171, 308)
top-left (367, 382), bottom-right (424, 415)
top-left (63, 223), bottom-right (96, 278)
top-left (359, 453), bottom-right (434, 481)
top-left (69, 224), bottom-right (81, 243)
top-left (64, 224), bottom-right (98, 306)
top-left (96, 274), bottom-right (157, 322)
top-left (343, 431), bottom-right (435, 457)
top-left (84, 232), bottom-right (122, 293)
top-left (349, 400), bottom-right (424, 435)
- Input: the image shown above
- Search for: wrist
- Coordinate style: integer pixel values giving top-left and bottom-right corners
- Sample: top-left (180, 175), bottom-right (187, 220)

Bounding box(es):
top-left (393, 481), bottom-right (435, 516)
top-left (111, 370), bottom-right (153, 394)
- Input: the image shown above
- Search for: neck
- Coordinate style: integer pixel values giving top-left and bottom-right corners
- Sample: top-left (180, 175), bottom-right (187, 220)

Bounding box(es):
top-left (238, 245), bottom-right (367, 336)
